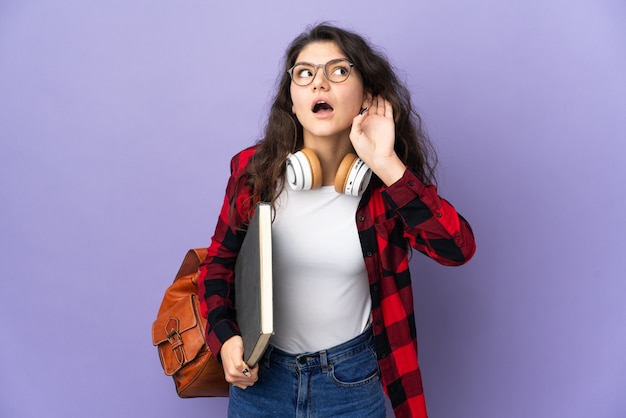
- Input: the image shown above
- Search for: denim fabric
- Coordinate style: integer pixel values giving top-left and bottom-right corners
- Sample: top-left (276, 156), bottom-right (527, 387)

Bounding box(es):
top-left (228, 328), bottom-right (386, 418)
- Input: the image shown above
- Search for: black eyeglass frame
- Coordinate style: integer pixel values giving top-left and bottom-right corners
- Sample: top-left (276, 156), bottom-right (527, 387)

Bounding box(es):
top-left (287, 58), bottom-right (355, 86)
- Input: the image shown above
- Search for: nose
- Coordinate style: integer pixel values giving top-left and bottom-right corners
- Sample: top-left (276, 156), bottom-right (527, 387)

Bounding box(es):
top-left (311, 65), bottom-right (329, 90)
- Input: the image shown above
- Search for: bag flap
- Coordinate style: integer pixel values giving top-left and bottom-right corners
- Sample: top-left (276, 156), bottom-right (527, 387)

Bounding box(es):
top-left (175, 248), bottom-right (208, 283)
top-left (152, 294), bottom-right (206, 376)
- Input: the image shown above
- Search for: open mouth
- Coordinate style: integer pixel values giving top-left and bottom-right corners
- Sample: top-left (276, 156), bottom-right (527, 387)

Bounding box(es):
top-left (312, 101), bottom-right (333, 113)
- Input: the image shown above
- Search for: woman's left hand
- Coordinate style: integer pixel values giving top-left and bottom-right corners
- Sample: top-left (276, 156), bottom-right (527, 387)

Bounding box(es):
top-left (350, 96), bottom-right (406, 186)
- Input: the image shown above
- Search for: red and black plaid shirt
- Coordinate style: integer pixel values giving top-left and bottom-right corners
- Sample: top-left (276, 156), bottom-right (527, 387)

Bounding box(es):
top-left (198, 146), bottom-right (476, 418)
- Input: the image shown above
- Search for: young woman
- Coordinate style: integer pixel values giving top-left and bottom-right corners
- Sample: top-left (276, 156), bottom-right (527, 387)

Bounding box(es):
top-left (198, 23), bottom-right (476, 418)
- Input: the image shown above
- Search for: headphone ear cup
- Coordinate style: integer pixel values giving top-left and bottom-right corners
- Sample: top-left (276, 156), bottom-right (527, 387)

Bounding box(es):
top-left (286, 148), bottom-right (323, 190)
top-left (334, 153), bottom-right (356, 194)
top-left (334, 153), bottom-right (372, 197)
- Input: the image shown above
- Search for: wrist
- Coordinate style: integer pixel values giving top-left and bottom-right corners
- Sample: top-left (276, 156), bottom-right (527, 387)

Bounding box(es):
top-left (370, 155), bottom-right (406, 186)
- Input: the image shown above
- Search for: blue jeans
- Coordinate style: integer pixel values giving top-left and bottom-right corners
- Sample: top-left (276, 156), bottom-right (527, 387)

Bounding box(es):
top-left (228, 327), bottom-right (386, 418)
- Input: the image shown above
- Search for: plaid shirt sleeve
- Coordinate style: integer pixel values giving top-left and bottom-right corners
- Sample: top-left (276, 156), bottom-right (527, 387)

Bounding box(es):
top-left (197, 147), bottom-right (257, 358)
top-left (357, 168), bottom-right (476, 418)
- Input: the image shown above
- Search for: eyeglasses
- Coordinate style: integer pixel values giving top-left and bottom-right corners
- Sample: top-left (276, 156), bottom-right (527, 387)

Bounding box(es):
top-left (287, 58), bottom-right (355, 86)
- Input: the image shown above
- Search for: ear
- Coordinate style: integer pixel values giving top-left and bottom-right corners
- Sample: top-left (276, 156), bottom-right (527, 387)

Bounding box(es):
top-left (362, 89), bottom-right (373, 108)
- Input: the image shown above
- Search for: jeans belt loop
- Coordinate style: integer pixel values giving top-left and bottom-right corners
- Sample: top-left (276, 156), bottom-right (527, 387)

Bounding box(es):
top-left (320, 350), bottom-right (329, 373)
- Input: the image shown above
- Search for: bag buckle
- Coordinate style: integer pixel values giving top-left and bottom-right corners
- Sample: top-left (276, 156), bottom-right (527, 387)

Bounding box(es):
top-left (165, 317), bottom-right (185, 366)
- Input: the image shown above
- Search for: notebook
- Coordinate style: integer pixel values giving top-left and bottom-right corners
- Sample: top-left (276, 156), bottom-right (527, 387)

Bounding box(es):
top-left (235, 202), bottom-right (274, 367)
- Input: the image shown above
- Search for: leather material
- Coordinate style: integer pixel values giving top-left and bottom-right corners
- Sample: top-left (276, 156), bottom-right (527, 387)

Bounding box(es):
top-left (152, 248), bottom-right (229, 397)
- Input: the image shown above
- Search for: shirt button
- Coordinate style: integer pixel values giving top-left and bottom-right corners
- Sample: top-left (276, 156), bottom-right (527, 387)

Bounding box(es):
top-left (366, 251), bottom-right (373, 257)
top-left (435, 212), bottom-right (442, 218)
top-left (408, 181), bottom-right (414, 186)
top-left (359, 216), bottom-right (365, 222)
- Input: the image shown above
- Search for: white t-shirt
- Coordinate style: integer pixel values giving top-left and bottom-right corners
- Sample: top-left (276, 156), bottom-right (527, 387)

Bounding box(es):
top-left (270, 185), bottom-right (371, 354)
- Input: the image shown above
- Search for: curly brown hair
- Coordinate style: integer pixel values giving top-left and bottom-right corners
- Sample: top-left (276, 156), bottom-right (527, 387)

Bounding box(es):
top-left (246, 23), bottom-right (437, 210)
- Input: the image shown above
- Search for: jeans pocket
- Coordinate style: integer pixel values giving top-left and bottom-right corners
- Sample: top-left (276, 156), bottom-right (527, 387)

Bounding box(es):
top-left (328, 346), bottom-right (380, 388)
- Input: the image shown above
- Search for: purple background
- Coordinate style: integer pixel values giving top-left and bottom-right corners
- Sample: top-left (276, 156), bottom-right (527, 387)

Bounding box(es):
top-left (1, 1), bottom-right (625, 417)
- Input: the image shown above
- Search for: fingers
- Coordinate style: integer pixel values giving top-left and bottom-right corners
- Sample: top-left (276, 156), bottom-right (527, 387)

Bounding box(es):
top-left (374, 96), bottom-right (392, 117)
top-left (228, 364), bottom-right (259, 390)
top-left (225, 360), bottom-right (259, 390)
top-left (360, 95), bottom-right (392, 118)
top-left (220, 336), bottom-right (259, 389)
top-left (374, 96), bottom-right (383, 116)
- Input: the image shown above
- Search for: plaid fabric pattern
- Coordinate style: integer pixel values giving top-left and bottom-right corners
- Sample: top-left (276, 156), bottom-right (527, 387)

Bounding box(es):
top-left (198, 146), bottom-right (476, 418)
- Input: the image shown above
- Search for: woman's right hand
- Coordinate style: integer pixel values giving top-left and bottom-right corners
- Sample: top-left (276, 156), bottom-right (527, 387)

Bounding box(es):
top-left (220, 335), bottom-right (259, 389)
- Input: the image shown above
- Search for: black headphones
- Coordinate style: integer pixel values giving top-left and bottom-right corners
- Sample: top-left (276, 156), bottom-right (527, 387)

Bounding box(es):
top-left (286, 149), bottom-right (372, 197)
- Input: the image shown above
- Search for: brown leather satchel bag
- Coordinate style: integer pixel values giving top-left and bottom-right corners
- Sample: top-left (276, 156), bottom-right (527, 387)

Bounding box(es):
top-left (152, 248), bottom-right (229, 397)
